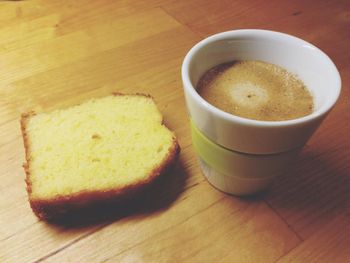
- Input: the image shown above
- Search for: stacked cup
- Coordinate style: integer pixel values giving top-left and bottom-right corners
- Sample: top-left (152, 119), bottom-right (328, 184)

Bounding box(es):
top-left (182, 30), bottom-right (341, 196)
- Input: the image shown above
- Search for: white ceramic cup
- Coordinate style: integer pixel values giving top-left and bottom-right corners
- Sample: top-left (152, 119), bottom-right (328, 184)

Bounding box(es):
top-left (182, 29), bottom-right (341, 154)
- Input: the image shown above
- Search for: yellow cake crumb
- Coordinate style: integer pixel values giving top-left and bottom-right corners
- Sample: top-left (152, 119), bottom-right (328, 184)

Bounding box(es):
top-left (23, 94), bottom-right (177, 201)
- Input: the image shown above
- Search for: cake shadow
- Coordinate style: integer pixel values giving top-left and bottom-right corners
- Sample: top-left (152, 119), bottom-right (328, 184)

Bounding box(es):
top-left (46, 158), bottom-right (188, 228)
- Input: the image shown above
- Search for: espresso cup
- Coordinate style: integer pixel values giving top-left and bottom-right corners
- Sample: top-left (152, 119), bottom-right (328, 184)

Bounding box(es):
top-left (182, 29), bottom-right (341, 155)
top-left (182, 29), bottom-right (341, 195)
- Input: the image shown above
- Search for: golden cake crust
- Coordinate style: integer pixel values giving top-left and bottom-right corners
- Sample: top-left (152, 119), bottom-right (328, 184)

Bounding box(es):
top-left (20, 93), bottom-right (180, 220)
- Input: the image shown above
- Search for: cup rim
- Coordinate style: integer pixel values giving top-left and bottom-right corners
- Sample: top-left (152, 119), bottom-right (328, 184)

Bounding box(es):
top-left (181, 29), bottom-right (342, 128)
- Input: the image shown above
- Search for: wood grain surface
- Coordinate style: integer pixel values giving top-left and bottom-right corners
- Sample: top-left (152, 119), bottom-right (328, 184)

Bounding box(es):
top-left (1, 0), bottom-right (349, 262)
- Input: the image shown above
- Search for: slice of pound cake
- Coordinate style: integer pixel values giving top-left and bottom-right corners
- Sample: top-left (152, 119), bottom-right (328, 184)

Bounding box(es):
top-left (21, 93), bottom-right (179, 220)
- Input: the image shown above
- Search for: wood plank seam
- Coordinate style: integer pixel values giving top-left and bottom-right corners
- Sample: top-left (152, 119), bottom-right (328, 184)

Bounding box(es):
top-left (264, 200), bottom-right (304, 242)
top-left (0, 220), bottom-right (39, 243)
top-left (159, 6), bottom-right (204, 40)
top-left (89, 196), bottom-right (228, 262)
top-left (32, 224), bottom-right (109, 263)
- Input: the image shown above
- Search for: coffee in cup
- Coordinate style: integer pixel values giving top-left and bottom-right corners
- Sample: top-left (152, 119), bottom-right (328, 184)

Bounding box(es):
top-left (197, 60), bottom-right (314, 121)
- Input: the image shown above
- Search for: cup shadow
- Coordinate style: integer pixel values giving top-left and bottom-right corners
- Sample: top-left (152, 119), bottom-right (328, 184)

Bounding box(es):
top-left (263, 147), bottom-right (350, 220)
top-left (46, 157), bottom-right (189, 228)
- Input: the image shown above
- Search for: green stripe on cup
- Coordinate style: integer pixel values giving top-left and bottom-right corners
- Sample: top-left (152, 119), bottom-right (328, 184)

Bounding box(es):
top-left (190, 120), bottom-right (289, 179)
top-left (190, 120), bottom-right (238, 176)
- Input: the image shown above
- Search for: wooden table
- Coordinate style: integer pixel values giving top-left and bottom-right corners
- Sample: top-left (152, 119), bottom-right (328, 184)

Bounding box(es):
top-left (1, 1), bottom-right (349, 262)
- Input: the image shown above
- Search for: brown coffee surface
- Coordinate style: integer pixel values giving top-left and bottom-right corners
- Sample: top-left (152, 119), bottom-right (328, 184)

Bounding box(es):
top-left (197, 60), bottom-right (314, 121)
